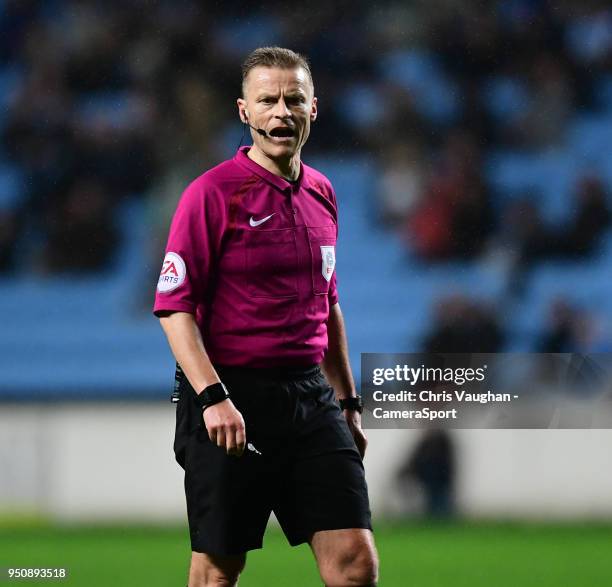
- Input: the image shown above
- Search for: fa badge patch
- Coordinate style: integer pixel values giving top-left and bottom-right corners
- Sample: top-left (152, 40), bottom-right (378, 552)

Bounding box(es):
top-left (320, 245), bottom-right (336, 282)
top-left (157, 252), bottom-right (186, 293)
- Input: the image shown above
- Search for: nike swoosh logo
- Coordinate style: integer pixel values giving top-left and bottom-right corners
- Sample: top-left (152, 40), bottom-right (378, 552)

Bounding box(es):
top-left (249, 213), bottom-right (275, 227)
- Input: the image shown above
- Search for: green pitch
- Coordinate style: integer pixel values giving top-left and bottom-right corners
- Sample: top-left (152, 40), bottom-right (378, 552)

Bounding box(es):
top-left (1, 522), bottom-right (611, 586)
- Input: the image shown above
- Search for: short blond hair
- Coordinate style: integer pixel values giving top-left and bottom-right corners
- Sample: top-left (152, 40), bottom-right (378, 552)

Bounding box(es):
top-left (241, 46), bottom-right (313, 96)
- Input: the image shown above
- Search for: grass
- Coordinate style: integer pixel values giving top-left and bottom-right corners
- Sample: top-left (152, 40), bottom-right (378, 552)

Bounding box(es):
top-left (1, 521), bottom-right (611, 586)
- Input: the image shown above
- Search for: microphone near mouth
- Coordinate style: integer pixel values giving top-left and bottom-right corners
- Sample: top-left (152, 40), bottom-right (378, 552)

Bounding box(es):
top-left (243, 114), bottom-right (268, 137)
top-left (243, 115), bottom-right (295, 139)
top-left (247, 122), bottom-right (268, 137)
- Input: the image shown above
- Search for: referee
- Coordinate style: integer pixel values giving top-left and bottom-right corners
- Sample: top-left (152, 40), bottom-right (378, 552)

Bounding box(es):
top-left (154, 46), bottom-right (378, 587)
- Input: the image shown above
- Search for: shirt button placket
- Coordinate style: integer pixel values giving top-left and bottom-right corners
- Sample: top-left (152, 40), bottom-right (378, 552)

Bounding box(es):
top-left (286, 188), bottom-right (297, 226)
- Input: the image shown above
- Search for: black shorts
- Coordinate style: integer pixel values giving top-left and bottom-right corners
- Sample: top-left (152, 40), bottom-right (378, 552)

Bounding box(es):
top-left (173, 364), bottom-right (372, 556)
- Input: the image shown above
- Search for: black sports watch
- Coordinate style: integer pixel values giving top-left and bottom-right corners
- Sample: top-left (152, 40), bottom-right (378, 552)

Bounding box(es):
top-left (339, 395), bottom-right (363, 413)
top-left (194, 382), bottom-right (230, 411)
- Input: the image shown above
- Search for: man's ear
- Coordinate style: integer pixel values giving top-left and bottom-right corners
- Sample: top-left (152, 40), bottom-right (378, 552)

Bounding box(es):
top-left (310, 96), bottom-right (318, 122)
top-left (237, 98), bottom-right (247, 124)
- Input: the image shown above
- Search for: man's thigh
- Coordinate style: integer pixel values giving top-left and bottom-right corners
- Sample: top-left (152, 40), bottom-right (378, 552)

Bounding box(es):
top-left (183, 380), bottom-right (289, 555)
top-left (274, 446), bottom-right (372, 546)
top-left (273, 376), bottom-right (373, 546)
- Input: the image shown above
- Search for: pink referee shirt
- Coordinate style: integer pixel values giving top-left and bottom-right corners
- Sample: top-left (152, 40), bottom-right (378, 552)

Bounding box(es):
top-left (153, 146), bottom-right (339, 368)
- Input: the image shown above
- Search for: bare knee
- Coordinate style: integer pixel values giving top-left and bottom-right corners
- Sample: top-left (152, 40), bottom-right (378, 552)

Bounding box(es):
top-left (319, 536), bottom-right (379, 586)
top-left (335, 544), bottom-right (378, 586)
top-left (188, 552), bottom-right (245, 587)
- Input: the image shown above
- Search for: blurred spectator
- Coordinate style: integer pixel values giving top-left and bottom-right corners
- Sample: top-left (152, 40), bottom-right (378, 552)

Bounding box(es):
top-left (536, 298), bottom-right (612, 392)
top-left (0, 208), bottom-right (21, 273)
top-left (500, 197), bottom-right (558, 267)
top-left (423, 294), bottom-right (504, 353)
top-left (496, 174), bottom-right (611, 281)
top-left (515, 52), bottom-right (574, 148)
top-left (396, 428), bottom-right (456, 518)
top-left (42, 178), bottom-right (118, 273)
top-left (377, 139), bottom-right (426, 228)
top-left (562, 175), bottom-right (611, 257)
top-left (0, 164), bottom-right (25, 273)
top-left (565, 3), bottom-right (612, 70)
top-left (538, 298), bottom-right (612, 353)
top-left (406, 130), bottom-right (494, 260)
top-left (449, 172), bottom-right (495, 259)
top-left (572, 310), bottom-right (612, 352)
top-left (538, 298), bottom-right (580, 352)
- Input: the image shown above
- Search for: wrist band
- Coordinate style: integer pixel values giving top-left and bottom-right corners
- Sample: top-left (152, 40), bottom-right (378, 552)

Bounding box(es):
top-left (339, 395), bottom-right (363, 413)
top-left (195, 382), bottom-right (230, 410)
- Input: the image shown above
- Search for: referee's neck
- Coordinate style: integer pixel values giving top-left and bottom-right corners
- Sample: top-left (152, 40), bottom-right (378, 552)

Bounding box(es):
top-left (247, 146), bottom-right (301, 182)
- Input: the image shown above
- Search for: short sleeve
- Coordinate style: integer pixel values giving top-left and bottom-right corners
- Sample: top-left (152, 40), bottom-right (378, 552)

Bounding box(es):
top-left (327, 184), bottom-right (339, 306)
top-left (153, 179), bottom-right (226, 316)
top-left (328, 271), bottom-right (339, 306)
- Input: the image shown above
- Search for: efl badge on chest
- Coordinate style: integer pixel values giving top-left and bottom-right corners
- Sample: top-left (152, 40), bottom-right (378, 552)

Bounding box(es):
top-left (320, 245), bottom-right (336, 282)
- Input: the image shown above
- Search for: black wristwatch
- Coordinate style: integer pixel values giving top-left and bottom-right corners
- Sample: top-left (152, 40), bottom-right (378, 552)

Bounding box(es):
top-left (339, 395), bottom-right (363, 413)
top-left (194, 382), bottom-right (230, 411)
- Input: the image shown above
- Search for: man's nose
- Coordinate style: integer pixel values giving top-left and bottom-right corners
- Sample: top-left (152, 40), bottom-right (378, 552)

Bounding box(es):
top-left (272, 98), bottom-right (292, 118)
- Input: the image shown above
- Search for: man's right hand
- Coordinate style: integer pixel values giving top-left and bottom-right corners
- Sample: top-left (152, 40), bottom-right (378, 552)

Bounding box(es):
top-left (203, 399), bottom-right (246, 457)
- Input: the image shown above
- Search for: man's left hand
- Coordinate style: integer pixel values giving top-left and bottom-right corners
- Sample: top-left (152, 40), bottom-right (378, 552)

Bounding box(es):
top-left (343, 410), bottom-right (367, 459)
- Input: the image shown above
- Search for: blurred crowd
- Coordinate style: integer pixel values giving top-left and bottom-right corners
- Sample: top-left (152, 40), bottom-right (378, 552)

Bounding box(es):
top-left (423, 292), bottom-right (611, 353)
top-left (2, 0), bottom-right (612, 350)
top-left (374, 2), bottom-right (612, 265)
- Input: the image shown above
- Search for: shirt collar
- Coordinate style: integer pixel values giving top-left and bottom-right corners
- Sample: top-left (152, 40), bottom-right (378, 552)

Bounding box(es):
top-left (234, 146), bottom-right (312, 192)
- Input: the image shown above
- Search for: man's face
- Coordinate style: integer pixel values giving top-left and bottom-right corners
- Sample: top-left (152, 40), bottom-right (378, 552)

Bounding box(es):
top-left (237, 66), bottom-right (317, 160)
